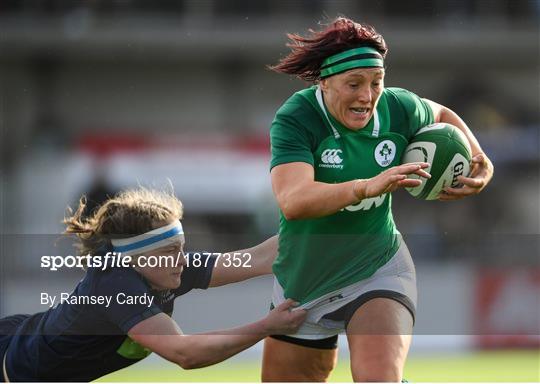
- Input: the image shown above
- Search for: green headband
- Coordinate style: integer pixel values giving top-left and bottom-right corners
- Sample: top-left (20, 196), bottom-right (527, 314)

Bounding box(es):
top-left (320, 46), bottom-right (384, 78)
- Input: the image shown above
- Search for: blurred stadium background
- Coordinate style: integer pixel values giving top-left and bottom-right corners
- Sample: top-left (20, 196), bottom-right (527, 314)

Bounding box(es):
top-left (0, 0), bottom-right (538, 382)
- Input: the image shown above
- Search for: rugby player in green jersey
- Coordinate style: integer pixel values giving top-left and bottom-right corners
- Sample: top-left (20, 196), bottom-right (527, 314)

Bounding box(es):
top-left (262, 17), bottom-right (494, 382)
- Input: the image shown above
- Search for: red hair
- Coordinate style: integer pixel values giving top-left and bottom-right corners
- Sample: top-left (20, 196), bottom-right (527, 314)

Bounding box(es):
top-left (270, 17), bottom-right (388, 82)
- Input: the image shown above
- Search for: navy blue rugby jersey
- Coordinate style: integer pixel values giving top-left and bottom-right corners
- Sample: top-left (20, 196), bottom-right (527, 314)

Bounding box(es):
top-left (4, 253), bottom-right (215, 382)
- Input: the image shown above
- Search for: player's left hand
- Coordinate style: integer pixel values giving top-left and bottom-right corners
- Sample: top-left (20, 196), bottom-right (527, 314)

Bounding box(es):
top-left (438, 153), bottom-right (494, 201)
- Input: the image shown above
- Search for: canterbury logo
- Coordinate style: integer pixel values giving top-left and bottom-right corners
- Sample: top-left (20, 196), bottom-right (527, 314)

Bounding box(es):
top-left (319, 149), bottom-right (344, 169)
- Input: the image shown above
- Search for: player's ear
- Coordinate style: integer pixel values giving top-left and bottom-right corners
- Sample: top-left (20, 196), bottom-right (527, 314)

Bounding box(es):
top-left (319, 78), bottom-right (328, 92)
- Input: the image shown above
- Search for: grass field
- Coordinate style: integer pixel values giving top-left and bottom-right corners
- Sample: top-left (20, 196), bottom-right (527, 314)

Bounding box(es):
top-left (98, 350), bottom-right (539, 382)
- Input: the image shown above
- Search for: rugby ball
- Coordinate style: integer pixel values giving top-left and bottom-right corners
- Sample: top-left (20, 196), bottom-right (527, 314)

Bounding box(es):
top-left (402, 123), bottom-right (472, 200)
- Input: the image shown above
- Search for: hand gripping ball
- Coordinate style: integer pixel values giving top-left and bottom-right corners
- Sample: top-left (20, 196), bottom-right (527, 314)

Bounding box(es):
top-left (402, 123), bottom-right (472, 200)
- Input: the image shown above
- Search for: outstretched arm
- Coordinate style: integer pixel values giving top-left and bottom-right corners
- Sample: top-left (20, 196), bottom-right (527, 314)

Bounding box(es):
top-left (128, 299), bottom-right (306, 369)
top-left (271, 161), bottom-right (430, 220)
top-left (209, 235), bottom-right (278, 287)
top-left (423, 99), bottom-right (494, 200)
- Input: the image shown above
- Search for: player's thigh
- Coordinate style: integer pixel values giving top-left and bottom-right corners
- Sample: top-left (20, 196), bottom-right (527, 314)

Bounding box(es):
top-left (261, 336), bottom-right (338, 382)
top-left (346, 297), bottom-right (413, 382)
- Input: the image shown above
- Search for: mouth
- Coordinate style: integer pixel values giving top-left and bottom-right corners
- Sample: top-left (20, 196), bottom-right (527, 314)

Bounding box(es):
top-left (349, 107), bottom-right (370, 118)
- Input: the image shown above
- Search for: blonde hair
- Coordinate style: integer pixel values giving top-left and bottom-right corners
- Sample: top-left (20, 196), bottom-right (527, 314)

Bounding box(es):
top-left (64, 188), bottom-right (183, 257)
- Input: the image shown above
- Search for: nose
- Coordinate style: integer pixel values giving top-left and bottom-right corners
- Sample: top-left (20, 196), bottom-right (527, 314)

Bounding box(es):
top-left (179, 251), bottom-right (187, 266)
top-left (357, 84), bottom-right (372, 103)
top-left (175, 251), bottom-right (187, 267)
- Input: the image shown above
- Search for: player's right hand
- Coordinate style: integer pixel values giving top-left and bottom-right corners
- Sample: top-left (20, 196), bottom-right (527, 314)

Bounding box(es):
top-left (355, 162), bottom-right (431, 199)
top-left (263, 299), bottom-right (307, 335)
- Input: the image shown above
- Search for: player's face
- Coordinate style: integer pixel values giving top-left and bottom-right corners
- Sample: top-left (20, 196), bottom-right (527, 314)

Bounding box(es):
top-left (320, 68), bottom-right (384, 130)
top-left (134, 234), bottom-right (186, 291)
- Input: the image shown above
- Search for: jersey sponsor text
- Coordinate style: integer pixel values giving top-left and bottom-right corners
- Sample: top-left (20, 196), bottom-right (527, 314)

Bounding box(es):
top-left (344, 194), bottom-right (387, 212)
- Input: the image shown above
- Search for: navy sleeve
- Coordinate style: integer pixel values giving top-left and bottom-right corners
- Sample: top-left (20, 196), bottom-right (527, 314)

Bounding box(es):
top-left (93, 268), bottom-right (162, 333)
top-left (172, 252), bottom-right (216, 297)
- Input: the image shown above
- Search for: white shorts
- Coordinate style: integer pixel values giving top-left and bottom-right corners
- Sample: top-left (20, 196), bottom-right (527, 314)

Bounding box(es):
top-left (271, 241), bottom-right (417, 340)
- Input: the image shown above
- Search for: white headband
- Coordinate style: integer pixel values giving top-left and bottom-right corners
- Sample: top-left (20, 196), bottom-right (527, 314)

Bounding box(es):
top-left (111, 221), bottom-right (184, 255)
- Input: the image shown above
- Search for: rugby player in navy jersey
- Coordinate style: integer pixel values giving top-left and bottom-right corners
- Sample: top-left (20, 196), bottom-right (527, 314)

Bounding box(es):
top-left (0, 188), bottom-right (306, 382)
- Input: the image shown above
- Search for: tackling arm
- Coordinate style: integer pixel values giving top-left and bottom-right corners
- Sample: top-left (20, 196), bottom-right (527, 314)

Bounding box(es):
top-left (208, 235), bottom-right (278, 288)
top-left (128, 300), bottom-right (306, 369)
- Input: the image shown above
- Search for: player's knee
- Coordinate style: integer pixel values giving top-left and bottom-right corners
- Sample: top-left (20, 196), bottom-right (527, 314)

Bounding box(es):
top-left (352, 370), bottom-right (401, 382)
top-left (306, 355), bottom-right (336, 381)
top-left (351, 357), bottom-right (402, 382)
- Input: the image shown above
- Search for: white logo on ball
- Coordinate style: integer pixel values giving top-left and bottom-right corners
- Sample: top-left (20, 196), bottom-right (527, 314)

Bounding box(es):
top-left (321, 149), bottom-right (343, 164)
top-left (374, 140), bottom-right (396, 167)
top-left (415, 123), bottom-right (447, 135)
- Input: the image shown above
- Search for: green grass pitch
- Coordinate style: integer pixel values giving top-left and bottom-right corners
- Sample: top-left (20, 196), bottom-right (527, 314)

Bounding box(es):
top-left (98, 350), bottom-right (539, 382)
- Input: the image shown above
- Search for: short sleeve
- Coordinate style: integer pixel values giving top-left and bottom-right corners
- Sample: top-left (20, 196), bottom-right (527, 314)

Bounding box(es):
top-left (94, 268), bottom-right (162, 333)
top-left (172, 252), bottom-right (215, 297)
top-left (270, 103), bottom-right (315, 170)
top-left (386, 88), bottom-right (434, 136)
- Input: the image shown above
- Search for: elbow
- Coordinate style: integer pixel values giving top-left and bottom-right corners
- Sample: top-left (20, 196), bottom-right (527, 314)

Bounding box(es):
top-left (278, 194), bottom-right (308, 221)
top-left (282, 208), bottom-right (299, 221)
top-left (176, 355), bottom-right (200, 370)
top-left (281, 202), bottom-right (305, 221)
top-left (174, 346), bottom-right (202, 370)
top-left (172, 336), bottom-right (213, 370)
top-left (180, 362), bottom-right (198, 370)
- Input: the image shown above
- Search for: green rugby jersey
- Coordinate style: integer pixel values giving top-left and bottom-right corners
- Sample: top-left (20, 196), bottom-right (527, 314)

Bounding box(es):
top-left (270, 86), bottom-right (433, 304)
